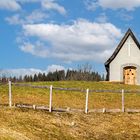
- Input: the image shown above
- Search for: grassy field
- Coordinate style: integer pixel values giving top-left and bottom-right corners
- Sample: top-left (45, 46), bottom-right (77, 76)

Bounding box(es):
top-left (0, 81), bottom-right (140, 139)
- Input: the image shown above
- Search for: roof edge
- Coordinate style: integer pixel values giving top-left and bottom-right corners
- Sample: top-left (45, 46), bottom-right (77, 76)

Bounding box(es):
top-left (104, 28), bottom-right (140, 68)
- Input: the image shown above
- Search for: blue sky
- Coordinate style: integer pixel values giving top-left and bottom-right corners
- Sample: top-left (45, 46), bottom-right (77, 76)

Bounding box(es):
top-left (0, 0), bottom-right (140, 76)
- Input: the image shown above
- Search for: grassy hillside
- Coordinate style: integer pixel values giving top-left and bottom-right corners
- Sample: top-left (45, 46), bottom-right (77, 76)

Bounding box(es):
top-left (1, 81), bottom-right (140, 109)
top-left (0, 81), bottom-right (140, 139)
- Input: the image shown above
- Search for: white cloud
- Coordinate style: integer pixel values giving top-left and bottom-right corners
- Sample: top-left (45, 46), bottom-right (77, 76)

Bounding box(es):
top-left (42, 0), bottom-right (67, 15)
top-left (5, 0), bottom-right (66, 25)
top-left (0, 68), bottom-right (42, 77)
top-left (0, 65), bottom-right (65, 77)
top-left (6, 10), bottom-right (48, 25)
top-left (20, 19), bottom-right (122, 63)
top-left (1, 0), bottom-right (66, 16)
top-left (46, 65), bottom-right (65, 72)
top-left (26, 10), bottom-right (48, 24)
top-left (0, 0), bottom-right (21, 11)
top-left (119, 11), bottom-right (133, 21)
top-left (84, 0), bottom-right (98, 11)
top-left (95, 13), bottom-right (108, 23)
top-left (16, 0), bottom-right (39, 3)
top-left (5, 14), bottom-right (24, 25)
top-left (85, 0), bottom-right (140, 11)
top-left (20, 41), bottom-right (49, 58)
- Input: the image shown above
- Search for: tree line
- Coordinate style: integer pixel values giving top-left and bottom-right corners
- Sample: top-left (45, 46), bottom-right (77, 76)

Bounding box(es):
top-left (0, 70), bottom-right (104, 83)
top-left (0, 64), bottom-right (105, 83)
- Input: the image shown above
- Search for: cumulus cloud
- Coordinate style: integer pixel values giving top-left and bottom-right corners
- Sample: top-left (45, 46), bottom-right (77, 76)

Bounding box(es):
top-left (19, 19), bottom-right (122, 63)
top-left (85, 0), bottom-right (140, 11)
top-left (5, 0), bottom-right (66, 26)
top-left (0, 68), bottom-right (43, 77)
top-left (5, 14), bottom-right (24, 25)
top-left (0, 65), bottom-right (65, 77)
top-left (16, 0), bottom-right (39, 3)
top-left (0, 0), bottom-right (21, 11)
top-left (42, 0), bottom-right (67, 15)
top-left (20, 41), bottom-right (49, 58)
top-left (85, 0), bottom-right (98, 11)
top-left (26, 10), bottom-right (48, 23)
top-left (119, 11), bottom-right (133, 21)
top-left (6, 10), bottom-right (48, 25)
top-left (95, 13), bottom-right (108, 23)
top-left (46, 65), bottom-right (65, 72)
top-left (2, 0), bottom-right (66, 17)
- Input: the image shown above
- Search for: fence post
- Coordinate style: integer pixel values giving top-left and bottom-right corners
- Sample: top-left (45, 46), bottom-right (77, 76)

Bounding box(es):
top-left (49, 85), bottom-right (53, 112)
top-left (9, 81), bottom-right (12, 107)
top-left (85, 89), bottom-right (89, 114)
top-left (122, 89), bottom-right (125, 112)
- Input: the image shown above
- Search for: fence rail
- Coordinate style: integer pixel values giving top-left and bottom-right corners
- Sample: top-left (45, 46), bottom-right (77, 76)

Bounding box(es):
top-left (2, 81), bottom-right (140, 113)
top-left (15, 103), bottom-right (140, 113)
top-left (13, 83), bottom-right (140, 93)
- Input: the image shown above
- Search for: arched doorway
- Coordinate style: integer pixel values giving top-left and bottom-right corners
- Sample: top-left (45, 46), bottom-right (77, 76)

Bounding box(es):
top-left (123, 66), bottom-right (136, 85)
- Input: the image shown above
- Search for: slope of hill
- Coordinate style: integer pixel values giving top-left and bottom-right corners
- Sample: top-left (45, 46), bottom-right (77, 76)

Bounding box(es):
top-left (0, 81), bottom-right (140, 139)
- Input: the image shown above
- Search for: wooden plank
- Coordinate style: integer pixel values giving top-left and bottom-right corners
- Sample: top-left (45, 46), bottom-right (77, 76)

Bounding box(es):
top-left (89, 109), bottom-right (105, 113)
top-left (126, 109), bottom-right (140, 113)
top-left (52, 108), bottom-right (67, 112)
top-left (15, 103), bottom-right (83, 112)
top-left (53, 87), bottom-right (85, 92)
top-left (105, 109), bottom-right (121, 113)
top-left (16, 103), bottom-right (50, 110)
top-left (14, 83), bottom-right (50, 89)
top-left (35, 106), bottom-right (49, 111)
top-left (14, 83), bottom-right (85, 92)
top-left (15, 103), bottom-right (140, 113)
top-left (70, 108), bottom-right (83, 112)
top-left (89, 109), bottom-right (122, 113)
top-left (16, 104), bottom-right (33, 109)
top-left (89, 89), bottom-right (122, 93)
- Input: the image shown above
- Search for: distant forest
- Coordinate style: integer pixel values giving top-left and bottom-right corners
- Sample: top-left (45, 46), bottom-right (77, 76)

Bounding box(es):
top-left (0, 64), bottom-right (105, 83)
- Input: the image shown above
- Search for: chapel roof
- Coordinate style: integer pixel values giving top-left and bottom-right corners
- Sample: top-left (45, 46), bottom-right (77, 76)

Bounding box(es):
top-left (104, 28), bottom-right (140, 70)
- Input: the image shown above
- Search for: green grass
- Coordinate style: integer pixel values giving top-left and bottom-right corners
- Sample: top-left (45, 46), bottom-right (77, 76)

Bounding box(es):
top-left (0, 81), bottom-right (140, 139)
top-left (1, 81), bottom-right (140, 109)
top-left (1, 81), bottom-right (139, 109)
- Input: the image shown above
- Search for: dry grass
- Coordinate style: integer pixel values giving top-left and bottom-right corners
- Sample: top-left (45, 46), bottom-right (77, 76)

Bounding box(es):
top-left (0, 81), bottom-right (140, 139)
top-left (0, 108), bottom-right (139, 140)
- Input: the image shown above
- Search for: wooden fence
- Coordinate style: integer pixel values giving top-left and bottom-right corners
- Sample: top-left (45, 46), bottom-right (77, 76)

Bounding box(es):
top-left (5, 81), bottom-right (140, 113)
